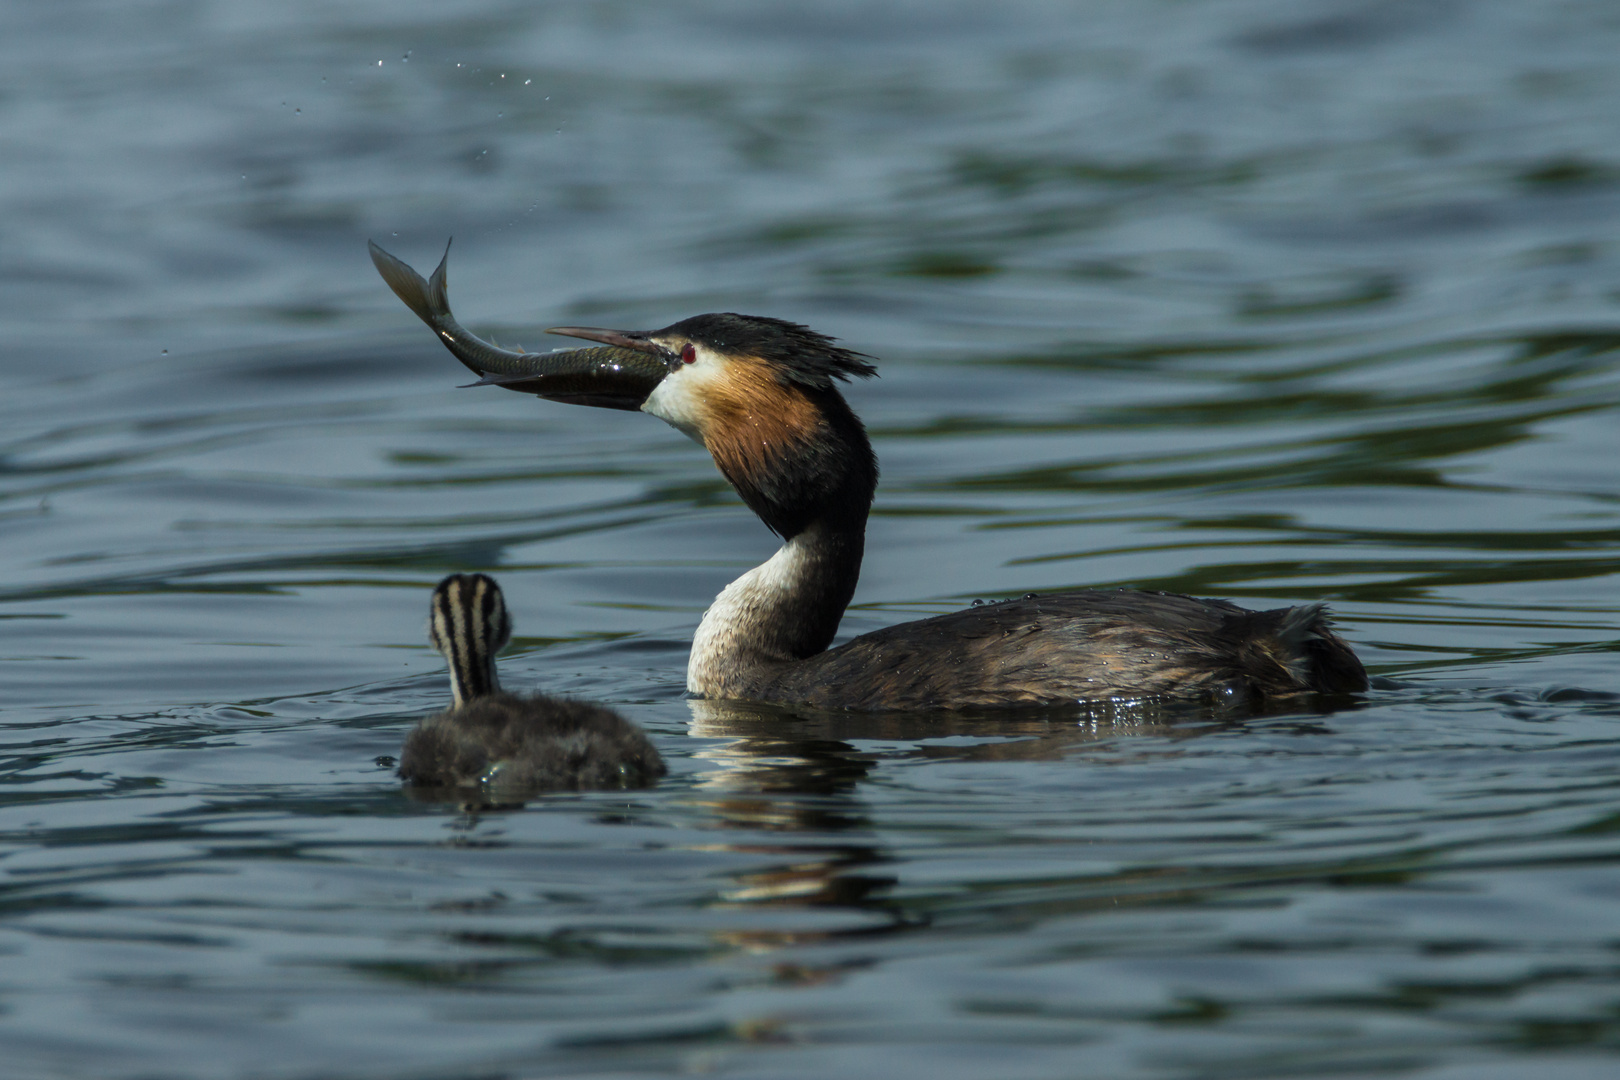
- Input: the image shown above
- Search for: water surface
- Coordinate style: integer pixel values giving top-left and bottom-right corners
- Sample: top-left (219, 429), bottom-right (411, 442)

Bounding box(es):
top-left (3, 2), bottom-right (1620, 1077)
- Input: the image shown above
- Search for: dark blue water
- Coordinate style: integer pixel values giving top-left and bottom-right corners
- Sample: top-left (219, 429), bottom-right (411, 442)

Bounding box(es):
top-left (3, 2), bottom-right (1620, 1077)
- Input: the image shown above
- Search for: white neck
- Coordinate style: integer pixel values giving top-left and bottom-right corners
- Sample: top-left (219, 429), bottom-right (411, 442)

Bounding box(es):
top-left (684, 519), bottom-right (866, 699)
top-left (688, 535), bottom-right (816, 696)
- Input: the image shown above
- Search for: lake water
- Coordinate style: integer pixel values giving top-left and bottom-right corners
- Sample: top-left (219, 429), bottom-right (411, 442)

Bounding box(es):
top-left (3, 2), bottom-right (1620, 1077)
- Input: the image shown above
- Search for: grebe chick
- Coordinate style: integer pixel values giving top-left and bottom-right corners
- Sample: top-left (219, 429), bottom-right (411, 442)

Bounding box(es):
top-left (399, 573), bottom-right (665, 793)
top-left (371, 243), bottom-right (1368, 711)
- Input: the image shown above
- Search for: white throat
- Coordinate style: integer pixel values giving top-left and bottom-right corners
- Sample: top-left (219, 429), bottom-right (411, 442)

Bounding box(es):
top-left (640, 343), bottom-right (726, 444)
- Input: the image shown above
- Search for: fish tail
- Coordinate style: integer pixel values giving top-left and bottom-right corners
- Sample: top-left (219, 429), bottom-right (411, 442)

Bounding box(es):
top-left (369, 239), bottom-right (624, 383)
top-left (369, 239), bottom-right (454, 329)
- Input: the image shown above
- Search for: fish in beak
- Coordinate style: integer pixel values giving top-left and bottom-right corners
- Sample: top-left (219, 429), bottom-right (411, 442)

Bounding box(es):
top-left (368, 240), bottom-right (674, 411)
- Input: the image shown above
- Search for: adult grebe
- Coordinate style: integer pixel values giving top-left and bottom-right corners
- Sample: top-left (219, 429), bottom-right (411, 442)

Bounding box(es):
top-left (372, 243), bottom-right (1367, 711)
top-left (399, 572), bottom-right (665, 792)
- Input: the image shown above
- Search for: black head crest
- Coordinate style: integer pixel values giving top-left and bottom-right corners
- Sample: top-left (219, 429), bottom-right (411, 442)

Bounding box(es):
top-left (654, 313), bottom-right (877, 389)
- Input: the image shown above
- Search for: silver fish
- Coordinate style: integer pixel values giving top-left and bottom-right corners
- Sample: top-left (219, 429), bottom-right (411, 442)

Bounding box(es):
top-left (368, 240), bottom-right (672, 411)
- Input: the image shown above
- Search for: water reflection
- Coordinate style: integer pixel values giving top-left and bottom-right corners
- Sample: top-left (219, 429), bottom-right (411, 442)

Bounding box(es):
top-left (679, 696), bottom-right (1345, 936)
top-left (684, 699), bottom-right (893, 929)
top-left (689, 695), bottom-right (1349, 766)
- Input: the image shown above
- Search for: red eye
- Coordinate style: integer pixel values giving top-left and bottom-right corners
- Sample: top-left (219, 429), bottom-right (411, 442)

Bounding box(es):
top-left (680, 343), bottom-right (696, 365)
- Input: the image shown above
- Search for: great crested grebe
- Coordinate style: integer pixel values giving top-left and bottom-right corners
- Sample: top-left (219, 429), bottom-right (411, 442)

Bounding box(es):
top-left (399, 572), bottom-right (665, 792)
top-left (372, 242), bottom-right (1368, 711)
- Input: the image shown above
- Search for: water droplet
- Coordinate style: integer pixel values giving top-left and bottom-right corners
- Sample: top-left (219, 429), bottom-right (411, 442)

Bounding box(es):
top-left (402, 51), bottom-right (411, 62)
top-left (294, 108), bottom-right (300, 114)
top-left (160, 349), bottom-right (168, 355)
top-left (524, 79), bottom-right (531, 85)
top-left (496, 112), bottom-right (503, 119)
top-left (377, 59), bottom-right (383, 66)
top-left (971, 599), bottom-right (985, 607)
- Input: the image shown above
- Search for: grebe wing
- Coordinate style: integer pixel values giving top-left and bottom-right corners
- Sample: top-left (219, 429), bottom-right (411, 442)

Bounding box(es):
top-left (757, 590), bottom-right (1363, 711)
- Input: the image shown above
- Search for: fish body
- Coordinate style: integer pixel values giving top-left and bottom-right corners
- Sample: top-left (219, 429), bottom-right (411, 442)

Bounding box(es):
top-left (368, 240), bottom-right (669, 410)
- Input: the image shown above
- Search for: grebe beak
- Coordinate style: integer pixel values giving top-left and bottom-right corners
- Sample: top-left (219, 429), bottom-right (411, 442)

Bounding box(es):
top-left (544, 326), bottom-right (660, 352)
top-left (368, 240), bottom-right (673, 411)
